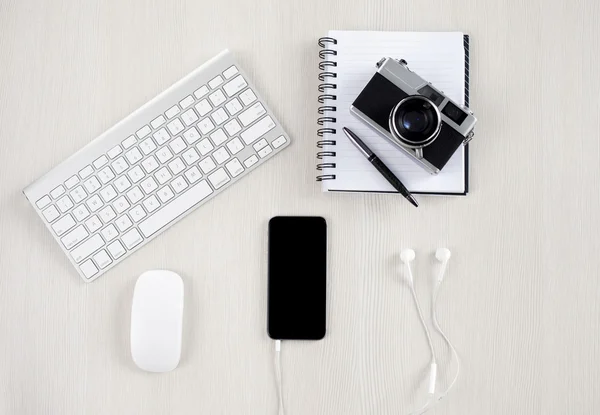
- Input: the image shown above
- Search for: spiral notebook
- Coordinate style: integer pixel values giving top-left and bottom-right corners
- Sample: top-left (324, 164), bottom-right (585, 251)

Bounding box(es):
top-left (316, 31), bottom-right (470, 195)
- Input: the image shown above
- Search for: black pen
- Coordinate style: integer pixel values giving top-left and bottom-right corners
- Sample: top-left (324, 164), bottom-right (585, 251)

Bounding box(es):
top-left (342, 127), bottom-right (418, 207)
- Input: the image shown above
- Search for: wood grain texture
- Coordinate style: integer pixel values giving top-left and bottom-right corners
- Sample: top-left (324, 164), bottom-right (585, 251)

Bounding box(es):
top-left (1, 0), bottom-right (600, 413)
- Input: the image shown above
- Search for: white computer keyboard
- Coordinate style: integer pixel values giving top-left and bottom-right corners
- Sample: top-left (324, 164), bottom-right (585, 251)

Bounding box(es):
top-left (24, 50), bottom-right (290, 282)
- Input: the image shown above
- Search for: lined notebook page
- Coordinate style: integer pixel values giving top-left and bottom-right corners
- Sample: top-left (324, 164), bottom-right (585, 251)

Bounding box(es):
top-left (322, 31), bottom-right (466, 194)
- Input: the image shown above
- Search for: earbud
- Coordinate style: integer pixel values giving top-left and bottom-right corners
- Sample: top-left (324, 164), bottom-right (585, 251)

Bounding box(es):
top-left (400, 249), bottom-right (416, 285)
top-left (400, 248), bottom-right (415, 263)
top-left (435, 248), bottom-right (451, 283)
top-left (435, 248), bottom-right (451, 262)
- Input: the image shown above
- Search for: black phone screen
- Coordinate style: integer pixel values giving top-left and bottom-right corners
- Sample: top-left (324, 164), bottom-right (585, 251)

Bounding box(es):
top-left (268, 216), bottom-right (326, 340)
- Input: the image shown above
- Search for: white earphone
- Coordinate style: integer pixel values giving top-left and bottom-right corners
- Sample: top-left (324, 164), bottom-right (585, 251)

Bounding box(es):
top-left (400, 248), bottom-right (459, 415)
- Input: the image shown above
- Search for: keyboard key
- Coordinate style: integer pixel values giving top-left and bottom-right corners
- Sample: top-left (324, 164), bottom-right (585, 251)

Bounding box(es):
top-left (72, 205), bottom-right (90, 221)
top-left (194, 99), bottom-right (212, 116)
top-left (208, 75), bottom-right (224, 89)
top-left (183, 126), bottom-right (201, 144)
top-left (79, 165), bottom-right (94, 179)
top-left (50, 185), bottom-right (66, 199)
top-left (99, 205), bottom-right (117, 223)
top-left (140, 177), bottom-right (158, 194)
top-left (225, 98), bottom-right (243, 116)
top-left (225, 158), bottom-right (245, 178)
top-left (107, 145), bottom-right (122, 159)
top-left (223, 75), bottom-right (248, 97)
top-left (181, 108), bottom-right (199, 126)
top-left (93, 250), bottom-right (112, 269)
top-left (125, 147), bottom-right (143, 164)
top-left (93, 155), bottom-right (109, 169)
top-left (211, 108), bottom-right (228, 125)
top-left (122, 136), bottom-right (137, 149)
top-left (184, 166), bottom-right (202, 183)
top-left (167, 119), bottom-right (184, 135)
top-left (129, 205), bottom-right (147, 222)
top-left (223, 65), bottom-right (238, 79)
top-left (70, 234), bottom-right (102, 263)
top-left (143, 195), bottom-right (160, 212)
top-left (62, 225), bottom-right (90, 251)
top-left (168, 157), bottom-right (185, 175)
top-left (70, 186), bottom-right (87, 203)
top-left (141, 155), bottom-right (159, 173)
top-left (101, 224), bottom-right (118, 241)
top-left (194, 85), bottom-right (209, 99)
top-left (80, 259), bottom-right (99, 279)
top-left (115, 215), bottom-right (132, 232)
top-left (107, 240), bottom-right (126, 259)
top-left (241, 116), bottom-right (275, 144)
top-left (239, 102), bottom-right (266, 126)
top-left (155, 167), bottom-right (172, 185)
top-left (227, 137), bottom-right (244, 155)
top-left (114, 176), bottom-right (132, 192)
top-left (98, 167), bottom-right (115, 184)
top-left (169, 137), bottom-right (186, 154)
top-left (210, 129), bottom-right (228, 146)
top-left (213, 147), bottom-right (230, 164)
top-left (52, 214), bottom-right (76, 236)
top-left (151, 115), bottom-right (166, 129)
top-left (170, 176), bottom-right (188, 193)
top-left (208, 168), bottom-right (231, 189)
top-left (122, 228), bottom-right (143, 249)
top-left (36, 195), bottom-right (51, 209)
top-left (139, 138), bottom-right (157, 155)
top-left (153, 128), bottom-right (170, 145)
top-left (272, 135), bottom-right (287, 148)
top-left (157, 186), bottom-right (174, 203)
top-left (111, 157), bottom-right (129, 174)
top-left (179, 95), bottom-right (194, 109)
top-left (56, 195), bottom-right (74, 213)
top-left (156, 147), bottom-right (174, 163)
top-left (138, 180), bottom-right (213, 237)
top-left (199, 157), bottom-right (217, 174)
top-left (244, 154), bottom-right (259, 168)
top-left (165, 105), bottom-right (180, 119)
top-left (84, 177), bottom-right (101, 193)
top-left (65, 175), bottom-right (80, 189)
top-left (198, 117), bottom-right (215, 134)
top-left (253, 138), bottom-right (268, 151)
top-left (196, 138), bottom-right (214, 156)
top-left (85, 194), bottom-right (103, 212)
top-left (224, 119), bottom-right (242, 136)
top-left (136, 125), bottom-right (151, 139)
top-left (208, 90), bottom-right (226, 106)
top-left (182, 148), bottom-right (200, 165)
top-left (113, 196), bottom-right (130, 214)
top-left (127, 166), bottom-right (145, 183)
top-left (239, 89), bottom-right (257, 105)
top-left (84, 215), bottom-right (102, 233)
top-left (258, 145), bottom-right (273, 158)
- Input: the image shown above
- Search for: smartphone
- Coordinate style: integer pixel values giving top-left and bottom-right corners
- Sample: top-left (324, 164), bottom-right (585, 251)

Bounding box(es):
top-left (267, 216), bottom-right (327, 340)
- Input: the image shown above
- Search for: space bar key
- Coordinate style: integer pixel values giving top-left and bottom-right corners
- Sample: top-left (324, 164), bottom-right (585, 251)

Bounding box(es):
top-left (139, 180), bottom-right (213, 237)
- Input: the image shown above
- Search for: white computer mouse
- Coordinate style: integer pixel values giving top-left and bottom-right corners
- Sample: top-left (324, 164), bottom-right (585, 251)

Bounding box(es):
top-left (130, 270), bottom-right (184, 372)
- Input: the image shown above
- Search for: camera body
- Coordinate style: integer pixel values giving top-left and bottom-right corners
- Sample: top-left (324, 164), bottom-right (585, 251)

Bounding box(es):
top-left (350, 57), bottom-right (477, 174)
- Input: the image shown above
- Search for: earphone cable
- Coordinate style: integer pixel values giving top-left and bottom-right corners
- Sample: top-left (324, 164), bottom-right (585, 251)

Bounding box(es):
top-left (431, 279), bottom-right (460, 403)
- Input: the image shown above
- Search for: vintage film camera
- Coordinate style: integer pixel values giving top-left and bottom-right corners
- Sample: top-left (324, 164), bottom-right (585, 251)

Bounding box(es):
top-left (350, 57), bottom-right (477, 174)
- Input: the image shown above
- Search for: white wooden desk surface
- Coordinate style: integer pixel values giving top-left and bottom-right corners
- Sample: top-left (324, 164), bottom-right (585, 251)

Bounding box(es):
top-left (1, 0), bottom-right (599, 414)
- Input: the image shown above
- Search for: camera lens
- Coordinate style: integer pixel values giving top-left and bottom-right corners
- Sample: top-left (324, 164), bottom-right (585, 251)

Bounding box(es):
top-left (402, 110), bottom-right (428, 133)
top-left (390, 96), bottom-right (441, 148)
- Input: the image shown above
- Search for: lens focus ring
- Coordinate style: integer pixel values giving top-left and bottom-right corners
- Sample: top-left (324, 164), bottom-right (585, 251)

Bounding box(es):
top-left (389, 96), bottom-right (442, 149)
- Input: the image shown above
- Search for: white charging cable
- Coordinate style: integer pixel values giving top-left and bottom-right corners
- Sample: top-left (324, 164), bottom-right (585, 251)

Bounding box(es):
top-left (274, 340), bottom-right (285, 415)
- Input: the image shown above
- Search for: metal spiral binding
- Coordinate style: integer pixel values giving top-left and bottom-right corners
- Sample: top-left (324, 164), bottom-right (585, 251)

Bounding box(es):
top-left (316, 37), bottom-right (338, 181)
